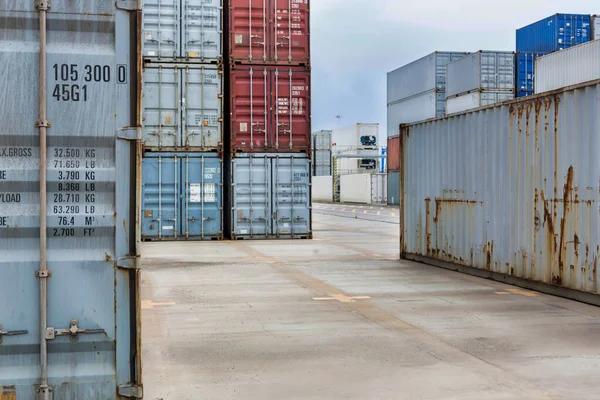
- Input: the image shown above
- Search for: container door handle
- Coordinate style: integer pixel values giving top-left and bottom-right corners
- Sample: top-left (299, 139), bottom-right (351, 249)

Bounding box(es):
top-left (0, 325), bottom-right (28, 344)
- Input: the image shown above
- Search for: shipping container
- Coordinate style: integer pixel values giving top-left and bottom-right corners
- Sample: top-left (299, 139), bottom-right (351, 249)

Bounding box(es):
top-left (535, 39), bottom-right (600, 94)
top-left (143, 64), bottom-right (223, 150)
top-left (340, 173), bottom-right (387, 205)
top-left (387, 136), bottom-right (400, 172)
top-left (516, 13), bottom-right (591, 53)
top-left (446, 90), bottom-right (514, 114)
top-left (446, 51), bottom-right (515, 98)
top-left (332, 123), bottom-right (379, 153)
top-left (387, 90), bottom-right (446, 135)
top-left (313, 149), bottom-right (332, 176)
top-left (387, 171), bottom-right (400, 205)
top-left (400, 80), bottom-right (600, 305)
top-left (230, 65), bottom-right (310, 153)
top-left (141, 153), bottom-right (223, 240)
top-left (312, 175), bottom-right (333, 202)
top-left (142, 0), bottom-right (223, 62)
top-left (313, 130), bottom-right (332, 150)
top-left (228, 0), bottom-right (310, 65)
top-left (0, 1), bottom-right (141, 398)
top-left (594, 15), bottom-right (600, 40)
top-left (387, 51), bottom-right (468, 104)
top-left (231, 154), bottom-right (311, 239)
top-left (516, 52), bottom-right (544, 98)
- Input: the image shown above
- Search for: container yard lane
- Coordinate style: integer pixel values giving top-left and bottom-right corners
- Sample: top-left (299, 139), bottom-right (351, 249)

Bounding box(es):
top-left (141, 211), bottom-right (600, 400)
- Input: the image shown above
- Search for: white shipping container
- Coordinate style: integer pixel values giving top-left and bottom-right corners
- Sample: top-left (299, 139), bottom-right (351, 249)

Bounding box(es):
top-left (446, 51), bottom-right (515, 98)
top-left (340, 174), bottom-right (387, 205)
top-left (593, 15), bottom-right (600, 40)
top-left (401, 81), bottom-right (600, 303)
top-left (312, 176), bottom-right (333, 202)
top-left (387, 90), bottom-right (446, 136)
top-left (446, 91), bottom-right (514, 114)
top-left (332, 123), bottom-right (379, 152)
top-left (535, 39), bottom-right (600, 94)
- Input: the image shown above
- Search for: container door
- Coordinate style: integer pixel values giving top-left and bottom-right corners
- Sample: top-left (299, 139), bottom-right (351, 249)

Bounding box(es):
top-left (182, 154), bottom-right (223, 239)
top-left (232, 156), bottom-right (270, 237)
top-left (371, 174), bottom-right (387, 204)
top-left (230, 66), bottom-right (269, 151)
top-left (182, 0), bottom-right (223, 61)
top-left (143, 65), bottom-right (181, 148)
top-left (229, 0), bottom-right (270, 62)
top-left (272, 67), bottom-right (310, 151)
top-left (272, 156), bottom-right (311, 236)
top-left (0, 2), bottom-right (140, 398)
top-left (271, 0), bottom-right (310, 64)
top-left (182, 66), bottom-right (223, 149)
top-left (142, 155), bottom-right (180, 240)
top-left (142, 0), bottom-right (180, 59)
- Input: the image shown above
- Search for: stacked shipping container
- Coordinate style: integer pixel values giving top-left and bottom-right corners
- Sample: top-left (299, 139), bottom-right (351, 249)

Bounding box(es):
top-left (313, 130), bottom-right (332, 176)
top-left (140, 0), bottom-right (224, 240)
top-left (516, 13), bottom-right (592, 97)
top-left (227, 0), bottom-right (312, 239)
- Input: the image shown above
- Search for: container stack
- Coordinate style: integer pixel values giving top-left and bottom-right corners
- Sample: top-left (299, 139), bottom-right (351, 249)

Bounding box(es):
top-left (226, 0), bottom-right (312, 239)
top-left (312, 130), bottom-right (333, 177)
top-left (516, 13), bottom-right (592, 97)
top-left (140, 0), bottom-right (224, 241)
top-left (445, 51), bottom-right (515, 114)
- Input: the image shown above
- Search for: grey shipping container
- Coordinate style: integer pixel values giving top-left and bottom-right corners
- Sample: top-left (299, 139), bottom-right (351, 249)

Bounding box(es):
top-left (594, 15), bottom-right (600, 40)
top-left (387, 90), bottom-right (446, 135)
top-left (313, 130), bottom-right (332, 150)
top-left (231, 154), bottom-right (312, 239)
top-left (446, 51), bottom-right (515, 98)
top-left (387, 171), bottom-right (400, 205)
top-left (400, 80), bottom-right (600, 305)
top-left (446, 90), bottom-right (514, 114)
top-left (142, 63), bottom-right (223, 150)
top-left (534, 39), bottom-right (600, 94)
top-left (0, 1), bottom-right (141, 399)
top-left (387, 51), bottom-right (468, 104)
top-left (142, 0), bottom-right (223, 62)
top-left (141, 153), bottom-right (223, 240)
top-left (313, 149), bottom-right (332, 176)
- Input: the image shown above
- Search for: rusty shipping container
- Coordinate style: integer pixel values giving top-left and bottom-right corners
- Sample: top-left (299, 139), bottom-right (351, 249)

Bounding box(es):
top-left (229, 65), bottom-right (311, 153)
top-left (0, 0), bottom-right (142, 398)
top-left (386, 136), bottom-right (400, 172)
top-left (228, 0), bottom-right (310, 65)
top-left (400, 80), bottom-right (600, 305)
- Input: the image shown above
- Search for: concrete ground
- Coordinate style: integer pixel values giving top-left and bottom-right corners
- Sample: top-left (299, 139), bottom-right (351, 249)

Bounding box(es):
top-left (141, 211), bottom-right (600, 400)
top-left (313, 202), bottom-right (398, 224)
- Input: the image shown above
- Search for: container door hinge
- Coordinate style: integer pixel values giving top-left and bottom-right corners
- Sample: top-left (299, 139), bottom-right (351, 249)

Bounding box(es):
top-left (116, 0), bottom-right (140, 10)
top-left (35, 120), bottom-right (51, 128)
top-left (117, 255), bottom-right (140, 270)
top-left (36, 269), bottom-right (52, 278)
top-left (35, 384), bottom-right (53, 400)
top-left (0, 324), bottom-right (28, 344)
top-left (117, 127), bottom-right (140, 141)
top-left (46, 320), bottom-right (106, 342)
top-left (118, 384), bottom-right (143, 398)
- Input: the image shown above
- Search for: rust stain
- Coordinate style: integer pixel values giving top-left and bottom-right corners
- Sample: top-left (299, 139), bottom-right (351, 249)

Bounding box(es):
top-left (425, 198), bottom-right (431, 255)
top-left (0, 385), bottom-right (16, 400)
top-left (123, 218), bottom-right (128, 233)
top-left (557, 166), bottom-right (574, 285)
top-left (485, 242), bottom-right (494, 271)
top-left (164, 113), bottom-right (173, 125)
top-left (105, 253), bottom-right (112, 262)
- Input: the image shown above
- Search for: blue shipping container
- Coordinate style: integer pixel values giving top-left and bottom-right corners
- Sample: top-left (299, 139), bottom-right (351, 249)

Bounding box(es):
top-left (516, 14), bottom-right (592, 53)
top-left (516, 52), bottom-right (544, 97)
top-left (142, 153), bottom-right (223, 240)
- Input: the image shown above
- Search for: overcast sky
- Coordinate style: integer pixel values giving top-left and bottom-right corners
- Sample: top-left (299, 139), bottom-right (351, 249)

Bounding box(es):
top-left (310, 0), bottom-right (599, 137)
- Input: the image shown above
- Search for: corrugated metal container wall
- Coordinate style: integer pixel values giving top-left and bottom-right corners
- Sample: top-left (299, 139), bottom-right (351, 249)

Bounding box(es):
top-left (314, 150), bottom-right (331, 176)
top-left (446, 51), bottom-right (515, 98)
top-left (0, 1), bottom-right (141, 398)
top-left (141, 153), bottom-right (223, 240)
top-left (516, 52), bottom-right (544, 98)
top-left (313, 130), bottom-right (332, 150)
top-left (231, 154), bottom-right (311, 239)
top-left (142, 0), bottom-right (223, 62)
top-left (387, 90), bottom-right (446, 135)
top-left (387, 51), bottom-right (468, 104)
top-left (516, 13), bottom-right (591, 53)
top-left (387, 136), bottom-right (400, 172)
top-left (594, 15), bottom-right (600, 40)
top-left (228, 0), bottom-right (310, 65)
top-left (387, 171), bottom-right (400, 205)
top-left (142, 64), bottom-right (223, 150)
top-left (230, 65), bottom-right (310, 153)
top-left (535, 40), bottom-right (600, 94)
top-left (446, 91), bottom-right (514, 114)
top-left (401, 81), bottom-right (600, 300)
top-left (371, 173), bottom-right (387, 205)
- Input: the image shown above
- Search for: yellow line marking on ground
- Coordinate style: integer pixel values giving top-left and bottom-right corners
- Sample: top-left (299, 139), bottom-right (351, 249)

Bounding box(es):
top-left (313, 294), bottom-right (371, 303)
top-left (391, 212), bottom-right (396, 217)
top-left (141, 300), bottom-right (176, 309)
top-left (495, 292), bottom-right (510, 295)
top-left (507, 288), bottom-right (540, 297)
top-left (377, 211), bottom-right (381, 215)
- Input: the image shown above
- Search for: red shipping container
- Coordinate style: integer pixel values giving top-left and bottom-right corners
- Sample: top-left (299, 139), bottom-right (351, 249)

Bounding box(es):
top-left (229, 0), bottom-right (310, 65)
top-left (230, 65), bottom-right (310, 153)
top-left (387, 136), bottom-right (400, 172)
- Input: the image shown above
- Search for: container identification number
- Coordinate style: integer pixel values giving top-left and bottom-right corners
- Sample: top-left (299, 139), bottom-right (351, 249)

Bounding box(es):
top-left (51, 63), bottom-right (128, 102)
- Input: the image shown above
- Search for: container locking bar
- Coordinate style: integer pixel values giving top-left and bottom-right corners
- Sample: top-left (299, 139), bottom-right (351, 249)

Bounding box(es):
top-left (45, 320), bottom-right (106, 342)
top-left (0, 325), bottom-right (28, 344)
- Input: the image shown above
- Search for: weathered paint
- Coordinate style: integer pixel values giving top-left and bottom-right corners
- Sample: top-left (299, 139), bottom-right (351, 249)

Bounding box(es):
top-left (401, 81), bottom-right (600, 298)
top-left (0, 1), bottom-right (141, 398)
